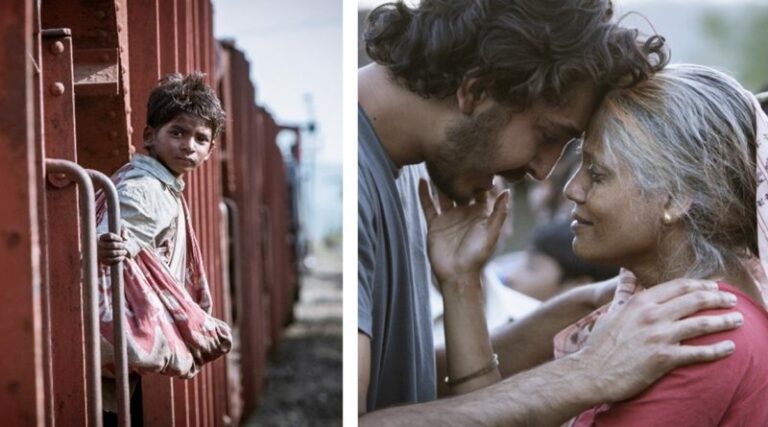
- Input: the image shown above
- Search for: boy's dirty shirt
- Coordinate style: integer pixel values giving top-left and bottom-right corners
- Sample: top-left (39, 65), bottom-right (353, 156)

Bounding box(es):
top-left (97, 153), bottom-right (189, 289)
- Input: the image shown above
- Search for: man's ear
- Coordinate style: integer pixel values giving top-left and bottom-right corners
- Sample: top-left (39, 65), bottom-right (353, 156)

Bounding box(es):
top-left (664, 194), bottom-right (693, 224)
top-left (456, 76), bottom-right (488, 116)
top-left (143, 126), bottom-right (155, 148)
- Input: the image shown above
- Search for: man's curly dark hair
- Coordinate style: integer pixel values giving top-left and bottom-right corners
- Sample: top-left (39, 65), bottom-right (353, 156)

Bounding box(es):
top-left (146, 72), bottom-right (226, 139)
top-left (364, 0), bottom-right (668, 109)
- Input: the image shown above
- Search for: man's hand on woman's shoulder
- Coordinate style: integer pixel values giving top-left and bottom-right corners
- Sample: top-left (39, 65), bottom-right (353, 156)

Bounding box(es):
top-left (574, 278), bottom-right (743, 403)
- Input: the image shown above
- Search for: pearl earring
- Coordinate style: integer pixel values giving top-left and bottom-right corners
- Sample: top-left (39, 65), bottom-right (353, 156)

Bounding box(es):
top-left (663, 212), bottom-right (672, 225)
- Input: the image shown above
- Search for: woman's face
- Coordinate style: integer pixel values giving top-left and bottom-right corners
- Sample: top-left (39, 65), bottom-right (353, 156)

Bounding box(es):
top-left (563, 138), bottom-right (666, 268)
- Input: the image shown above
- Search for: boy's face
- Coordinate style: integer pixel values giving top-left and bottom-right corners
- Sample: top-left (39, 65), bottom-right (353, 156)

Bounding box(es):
top-left (144, 113), bottom-right (213, 176)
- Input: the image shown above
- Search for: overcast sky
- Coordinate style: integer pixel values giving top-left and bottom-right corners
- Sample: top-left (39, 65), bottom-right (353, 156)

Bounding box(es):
top-left (214, 0), bottom-right (342, 167)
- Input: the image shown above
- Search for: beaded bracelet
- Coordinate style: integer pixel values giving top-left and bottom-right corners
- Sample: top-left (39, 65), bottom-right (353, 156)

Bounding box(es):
top-left (444, 353), bottom-right (499, 387)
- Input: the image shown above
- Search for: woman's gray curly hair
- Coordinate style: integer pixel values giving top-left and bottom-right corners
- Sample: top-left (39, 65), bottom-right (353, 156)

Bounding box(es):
top-left (587, 64), bottom-right (759, 279)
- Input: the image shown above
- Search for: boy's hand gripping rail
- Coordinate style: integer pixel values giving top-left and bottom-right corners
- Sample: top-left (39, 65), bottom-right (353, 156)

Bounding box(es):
top-left (87, 169), bottom-right (130, 427)
top-left (45, 159), bottom-right (130, 427)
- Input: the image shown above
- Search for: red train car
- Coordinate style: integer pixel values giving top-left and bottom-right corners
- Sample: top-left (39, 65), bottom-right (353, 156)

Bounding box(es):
top-left (0, 1), bottom-right (300, 425)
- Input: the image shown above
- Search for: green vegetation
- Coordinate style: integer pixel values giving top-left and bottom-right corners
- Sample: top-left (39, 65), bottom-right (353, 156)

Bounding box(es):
top-left (701, 6), bottom-right (768, 91)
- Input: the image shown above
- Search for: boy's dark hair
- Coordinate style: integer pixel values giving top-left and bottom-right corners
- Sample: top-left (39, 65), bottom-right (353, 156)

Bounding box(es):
top-left (146, 72), bottom-right (226, 139)
top-left (364, 0), bottom-right (668, 109)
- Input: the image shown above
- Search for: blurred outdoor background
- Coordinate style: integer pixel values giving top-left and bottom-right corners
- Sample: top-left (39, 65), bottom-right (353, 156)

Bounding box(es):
top-left (216, 1), bottom-right (342, 425)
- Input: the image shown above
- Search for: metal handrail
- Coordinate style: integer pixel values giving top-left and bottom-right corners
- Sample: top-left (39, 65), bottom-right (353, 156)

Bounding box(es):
top-left (87, 169), bottom-right (130, 427)
top-left (45, 159), bottom-right (102, 427)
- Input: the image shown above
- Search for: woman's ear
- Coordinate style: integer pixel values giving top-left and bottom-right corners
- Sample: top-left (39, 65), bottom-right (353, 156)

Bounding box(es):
top-left (664, 194), bottom-right (693, 224)
top-left (456, 76), bottom-right (488, 115)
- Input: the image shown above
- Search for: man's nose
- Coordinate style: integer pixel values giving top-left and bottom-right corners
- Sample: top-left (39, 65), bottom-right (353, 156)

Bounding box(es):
top-left (529, 157), bottom-right (559, 180)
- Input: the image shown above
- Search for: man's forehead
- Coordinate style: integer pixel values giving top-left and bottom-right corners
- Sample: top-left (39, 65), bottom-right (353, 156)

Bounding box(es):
top-left (539, 115), bottom-right (583, 137)
top-left (550, 82), bottom-right (602, 130)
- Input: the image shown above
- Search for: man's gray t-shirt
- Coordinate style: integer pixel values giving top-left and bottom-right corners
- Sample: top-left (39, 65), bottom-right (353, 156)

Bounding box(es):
top-left (358, 106), bottom-right (436, 411)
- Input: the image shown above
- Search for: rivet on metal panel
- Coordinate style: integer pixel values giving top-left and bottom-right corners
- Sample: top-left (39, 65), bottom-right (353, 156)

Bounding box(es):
top-left (101, 53), bottom-right (111, 63)
top-left (49, 41), bottom-right (65, 55)
top-left (48, 172), bottom-right (72, 188)
top-left (125, 107), bottom-right (131, 114)
top-left (50, 82), bottom-right (65, 96)
top-left (117, 24), bottom-right (123, 33)
top-left (120, 65), bottom-right (127, 75)
top-left (98, 30), bottom-right (108, 39)
top-left (96, 11), bottom-right (106, 19)
top-left (127, 126), bottom-right (133, 135)
top-left (111, 148), bottom-right (121, 157)
top-left (115, 1), bottom-right (121, 12)
top-left (119, 45), bottom-right (124, 53)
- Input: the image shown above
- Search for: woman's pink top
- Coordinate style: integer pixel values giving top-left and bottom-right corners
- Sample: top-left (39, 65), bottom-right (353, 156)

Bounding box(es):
top-left (573, 283), bottom-right (768, 426)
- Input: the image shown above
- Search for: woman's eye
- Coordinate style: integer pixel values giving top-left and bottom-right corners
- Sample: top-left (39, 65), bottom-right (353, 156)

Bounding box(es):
top-left (587, 165), bottom-right (603, 182)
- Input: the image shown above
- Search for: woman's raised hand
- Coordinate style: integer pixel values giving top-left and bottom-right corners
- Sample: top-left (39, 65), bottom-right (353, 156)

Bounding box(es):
top-left (417, 179), bottom-right (510, 288)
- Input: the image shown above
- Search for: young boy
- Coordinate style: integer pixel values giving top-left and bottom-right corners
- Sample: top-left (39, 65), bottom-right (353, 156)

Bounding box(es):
top-left (96, 73), bottom-right (231, 416)
top-left (98, 72), bottom-right (224, 271)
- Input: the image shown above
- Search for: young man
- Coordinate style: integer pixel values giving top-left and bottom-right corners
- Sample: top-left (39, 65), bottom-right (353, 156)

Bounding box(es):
top-left (97, 73), bottom-right (231, 416)
top-left (358, 1), bottom-right (744, 424)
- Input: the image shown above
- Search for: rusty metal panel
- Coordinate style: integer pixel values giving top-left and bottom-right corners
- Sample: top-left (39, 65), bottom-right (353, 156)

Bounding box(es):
top-left (159, 0), bottom-right (179, 75)
top-left (31, 6), bottom-right (56, 427)
top-left (173, 379), bottom-right (191, 427)
top-left (40, 29), bottom-right (92, 427)
top-left (211, 148), bottom-right (229, 425)
top-left (216, 44), bottom-right (236, 196)
top-left (190, 376), bottom-right (200, 426)
top-left (127, 0), bottom-right (160, 156)
top-left (177, 0), bottom-right (191, 73)
top-left (0, 0), bottom-right (45, 424)
top-left (218, 42), bottom-right (269, 414)
top-left (141, 375), bottom-right (174, 426)
top-left (41, 0), bottom-right (133, 174)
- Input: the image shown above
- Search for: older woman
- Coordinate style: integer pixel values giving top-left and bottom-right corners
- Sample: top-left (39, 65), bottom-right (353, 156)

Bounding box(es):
top-left (556, 64), bottom-right (768, 425)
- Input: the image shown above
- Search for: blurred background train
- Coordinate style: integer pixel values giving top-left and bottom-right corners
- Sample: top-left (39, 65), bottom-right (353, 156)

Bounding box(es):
top-left (1, 0), bottom-right (341, 425)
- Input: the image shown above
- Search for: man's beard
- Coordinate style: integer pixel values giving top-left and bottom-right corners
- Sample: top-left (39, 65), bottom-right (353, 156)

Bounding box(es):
top-left (425, 106), bottom-right (511, 203)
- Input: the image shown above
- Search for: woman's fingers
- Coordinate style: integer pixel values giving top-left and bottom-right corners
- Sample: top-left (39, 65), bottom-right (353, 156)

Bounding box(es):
top-left (485, 190), bottom-right (510, 248)
top-left (436, 188), bottom-right (454, 212)
top-left (418, 179), bottom-right (438, 222)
